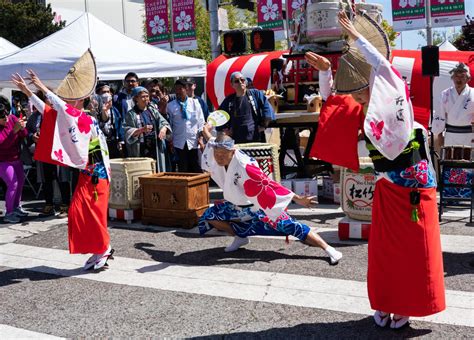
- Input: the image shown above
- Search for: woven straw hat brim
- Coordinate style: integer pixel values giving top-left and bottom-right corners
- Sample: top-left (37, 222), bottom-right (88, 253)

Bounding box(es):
top-left (56, 49), bottom-right (97, 101)
top-left (334, 46), bottom-right (371, 94)
top-left (334, 11), bottom-right (391, 94)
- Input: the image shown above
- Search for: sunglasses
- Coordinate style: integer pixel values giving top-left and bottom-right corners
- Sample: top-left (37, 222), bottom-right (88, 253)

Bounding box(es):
top-left (233, 78), bottom-right (246, 84)
top-left (125, 79), bottom-right (138, 83)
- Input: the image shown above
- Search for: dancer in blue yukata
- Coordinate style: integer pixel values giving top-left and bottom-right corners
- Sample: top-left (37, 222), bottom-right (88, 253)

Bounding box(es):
top-left (198, 123), bottom-right (342, 265)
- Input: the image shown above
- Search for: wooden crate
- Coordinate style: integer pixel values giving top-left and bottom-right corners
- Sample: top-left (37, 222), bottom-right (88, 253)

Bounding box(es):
top-left (140, 172), bottom-right (210, 228)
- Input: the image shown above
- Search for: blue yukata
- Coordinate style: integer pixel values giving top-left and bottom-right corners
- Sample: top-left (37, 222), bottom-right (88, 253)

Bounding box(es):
top-left (199, 139), bottom-right (310, 241)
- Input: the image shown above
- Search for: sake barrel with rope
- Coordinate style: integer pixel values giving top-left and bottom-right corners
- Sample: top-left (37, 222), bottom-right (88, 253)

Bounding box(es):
top-left (109, 157), bottom-right (156, 210)
top-left (340, 157), bottom-right (376, 221)
top-left (235, 143), bottom-right (281, 182)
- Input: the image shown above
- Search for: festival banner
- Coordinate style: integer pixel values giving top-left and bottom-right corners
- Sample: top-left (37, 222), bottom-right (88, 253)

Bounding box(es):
top-left (257, 0), bottom-right (286, 41)
top-left (391, 0), bottom-right (426, 31)
top-left (171, 0), bottom-right (197, 51)
top-left (431, 0), bottom-right (465, 29)
top-left (145, 0), bottom-right (171, 50)
top-left (392, 0), bottom-right (466, 32)
top-left (287, 0), bottom-right (305, 42)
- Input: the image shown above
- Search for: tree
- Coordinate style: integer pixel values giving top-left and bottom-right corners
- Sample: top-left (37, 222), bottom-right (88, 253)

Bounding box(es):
top-left (178, 0), bottom-right (211, 63)
top-left (0, 0), bottom-right (65, 48)
top-left (417, 30), bottom-right (445, 48)
top-left (381, 20), bottom-right (398, 48)
top-left (452, 17), bottom-right (474, 51)
top-left (178, 2), bottom-right (258, 63)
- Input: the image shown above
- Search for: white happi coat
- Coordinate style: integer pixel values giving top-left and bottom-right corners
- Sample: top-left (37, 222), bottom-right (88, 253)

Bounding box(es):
top-left (201, 139), bottom-right (294, 221)
top-left (30, 92), bottom-right (111, 180)
top-left (432, 85), bottom-right (474, 146)
top-left (355, 36), bottom-right (414, 160)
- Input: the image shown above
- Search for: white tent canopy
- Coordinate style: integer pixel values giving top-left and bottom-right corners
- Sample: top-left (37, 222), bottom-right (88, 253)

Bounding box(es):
top-left (0, 37), bottom-right (20, 57)
top-left (0, 13), bottom-right (206, 88)
top-left (438, 40), bottom-right (458, 51)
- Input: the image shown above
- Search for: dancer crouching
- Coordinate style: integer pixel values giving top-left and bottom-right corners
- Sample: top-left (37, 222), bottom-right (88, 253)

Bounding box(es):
top-left (198, 123), bottom-right (342, 264)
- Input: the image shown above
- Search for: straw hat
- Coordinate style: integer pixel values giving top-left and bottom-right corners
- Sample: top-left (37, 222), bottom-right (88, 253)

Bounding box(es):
top-left (56, 49), bottom-right (97, 101)
top-left (334, 11), bottom-right (391, 94)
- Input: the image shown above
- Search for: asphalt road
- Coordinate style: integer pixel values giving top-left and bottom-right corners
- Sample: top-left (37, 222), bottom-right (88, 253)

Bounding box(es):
top-left (0, 194), bottom-right (473, 338)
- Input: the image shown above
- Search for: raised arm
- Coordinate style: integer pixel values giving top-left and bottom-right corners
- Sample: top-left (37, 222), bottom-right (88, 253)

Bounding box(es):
top-left (338, 11), bottom-right (387, 71)
top-left (24, 69), bottom-right (67, 112)
top-left (305, 52), bottom-right (333, 100)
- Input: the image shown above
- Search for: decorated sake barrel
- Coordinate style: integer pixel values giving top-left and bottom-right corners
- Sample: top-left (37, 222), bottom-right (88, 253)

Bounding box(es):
top-left (306, 1), bottom-right (342, 43)
top-left (355, 2), bottom-right (383, 24)
top-left (235, 143), bottom-right (281, 182)
top-left (341, 157), bottom-right (376, 221)
top-left (109, 158), bottom-right (156, 210)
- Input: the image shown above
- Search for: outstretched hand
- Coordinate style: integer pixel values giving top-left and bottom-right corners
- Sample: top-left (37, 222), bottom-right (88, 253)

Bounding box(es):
top-left (305, 52), bottom-right (331, 71)
top-left (293, 195), bottom-right (318, 208)
top-left (11, 73), bottom-right (33, 97)
top-left (25, 69), bottom-right (49, 94)
top-left (338, 10), bottom-right (361, 41)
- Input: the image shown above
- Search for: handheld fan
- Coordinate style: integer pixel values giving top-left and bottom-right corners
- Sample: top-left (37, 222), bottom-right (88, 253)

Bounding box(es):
top-left (207, 110), bottom-right (230, 127)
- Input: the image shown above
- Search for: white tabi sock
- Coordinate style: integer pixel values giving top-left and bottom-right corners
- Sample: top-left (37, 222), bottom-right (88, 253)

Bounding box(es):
top-left (224, 236), bottom-right (250, 252)
top-left (325, 246), bottom-right (342, 264)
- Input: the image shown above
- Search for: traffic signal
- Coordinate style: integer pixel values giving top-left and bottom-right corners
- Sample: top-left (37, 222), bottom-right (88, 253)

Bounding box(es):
top-left (250, 30), bottom-right (275, 52)
top-left (222, 31), bottom-right (247, 54)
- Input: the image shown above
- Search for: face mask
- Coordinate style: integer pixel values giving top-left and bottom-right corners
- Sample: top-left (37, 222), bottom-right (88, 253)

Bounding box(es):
top-left (101, 93), bottom-right (112, 103)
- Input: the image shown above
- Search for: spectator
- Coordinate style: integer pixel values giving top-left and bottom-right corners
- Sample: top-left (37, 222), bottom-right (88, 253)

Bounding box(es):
top-left (26, 92), bottom-right (71, 217)
top-left (113, 72), bottom-right (140, 155)
top-left (185, 78), bottom-right (209, 120)
top-left (96, 82), bottom-right (124, 159)
top-left (0, 103), bottom-right (28, 223)
top-left (123, 86), bottom-right (171, 170)
top-left (218, 71), bottom-right (274, 143)
top-left (167, 79), bottom-right (205, 173)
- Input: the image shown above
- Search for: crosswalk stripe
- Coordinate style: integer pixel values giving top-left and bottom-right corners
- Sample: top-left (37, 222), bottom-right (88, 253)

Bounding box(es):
top-left (0, 324), bottom-right (65, 339)
top-left (110, 222), bottom-right (474, 254)
top-left (1, 243), bottom-right (472, 327)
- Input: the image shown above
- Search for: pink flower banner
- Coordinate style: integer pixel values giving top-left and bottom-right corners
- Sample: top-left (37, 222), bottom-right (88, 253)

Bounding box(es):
top-left (257, 0), bottom-right (286, 41)
top-left (145, 0), bottom-right (171, 50)
top-left (171, 0), bottom-right (197, 51)
top-left (392, 0), bottom-right (465, 32)
top-left (287, 0), bottom-right (306, 42)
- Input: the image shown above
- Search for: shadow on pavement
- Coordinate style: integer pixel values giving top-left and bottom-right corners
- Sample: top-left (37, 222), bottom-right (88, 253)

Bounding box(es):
top-left (189, 318), bottom-right (432, 339)
top-left (134, 242), bottom-right (331, 272)
top-left (0, 266), bottom-right (107, 287)
top-left (442, 252), bottom-right (474, 278)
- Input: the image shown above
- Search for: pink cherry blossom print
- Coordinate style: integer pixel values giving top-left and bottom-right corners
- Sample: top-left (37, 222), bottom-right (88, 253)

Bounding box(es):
top-left (77, 113), bottom-right (92, 134)
top-left (65, 104), bottom-right (83, 118)
top-left (401, 165), bottom-right (416, 180)
top-left (415, 172), bottom-right (428, 185)
top-left (369, 120), bottom-right (384, 141)
top-left (54, 149), bottom-right (64, 162)
top-left (243, 163), bottom-right (291, 209)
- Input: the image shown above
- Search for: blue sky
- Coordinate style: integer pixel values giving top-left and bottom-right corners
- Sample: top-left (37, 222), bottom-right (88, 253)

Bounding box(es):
top-left (375, 0), bottom-right (473, 49)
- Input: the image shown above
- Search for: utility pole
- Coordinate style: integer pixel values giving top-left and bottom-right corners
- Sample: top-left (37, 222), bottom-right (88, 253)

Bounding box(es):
top-left (209, 0), bottom-right (220, 60)
top-left (425, 0), bottom-right (433, 45)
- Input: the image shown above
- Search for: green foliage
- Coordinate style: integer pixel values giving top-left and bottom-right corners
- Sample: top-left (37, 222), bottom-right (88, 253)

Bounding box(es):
top-left (178, 0), bottom-right (212, 63)
top-left (178, 3), bottom-right (258, 62)
top-left (381, 20), bottom-right (398, 48)
top-left (452, 19), bottom-right (473, 51)
top-left (0, 0), bottom-right (65, 48)
top-left (417, 29), bottom-right (445, 47)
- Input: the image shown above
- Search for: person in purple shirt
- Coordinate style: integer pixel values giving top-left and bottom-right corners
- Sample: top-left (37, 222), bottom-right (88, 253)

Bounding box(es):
top-left (0, 104), bottom-right (29, 223)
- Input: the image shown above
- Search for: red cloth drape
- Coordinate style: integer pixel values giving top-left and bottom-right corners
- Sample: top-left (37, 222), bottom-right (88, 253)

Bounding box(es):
top-left (309, 95), bottom-right (365, 172)
top-left (34, 104), bottom-right (62, 167)
top-left (368, 178), bottom-right (446, 316)
top-left (68, 173), bottom-right (110, 254)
